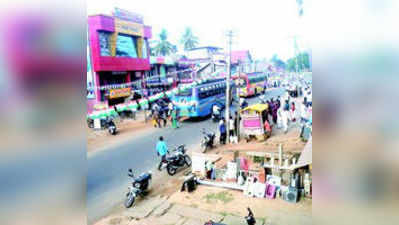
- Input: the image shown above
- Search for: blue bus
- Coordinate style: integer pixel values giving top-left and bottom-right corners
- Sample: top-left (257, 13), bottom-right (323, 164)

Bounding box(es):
top-left (172, 78), bottom-right (236, 117)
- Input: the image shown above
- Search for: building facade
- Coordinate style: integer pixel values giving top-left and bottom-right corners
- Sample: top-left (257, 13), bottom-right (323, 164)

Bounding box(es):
top-left (231, 50), bottom-right (253, 74)
top-left (87, 9), bottom-right (152, 111)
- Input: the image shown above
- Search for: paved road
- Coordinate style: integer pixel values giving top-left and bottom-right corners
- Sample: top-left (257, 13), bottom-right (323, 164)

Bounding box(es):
top-left (87, 88), bottom-right (285, 224)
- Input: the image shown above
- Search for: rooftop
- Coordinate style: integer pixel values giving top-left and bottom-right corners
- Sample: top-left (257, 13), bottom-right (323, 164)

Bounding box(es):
top-left (231, 50), bottom-right (252, 64)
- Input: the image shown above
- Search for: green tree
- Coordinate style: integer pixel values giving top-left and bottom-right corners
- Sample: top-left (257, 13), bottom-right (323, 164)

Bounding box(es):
top-left (270, 54), bottom-right (286, 69)
top-left (180, 27), bottom-right (199, 51)
top-left (287, 52), bottom-right (310, 72)
top-left (152, 29), bottom-right (175, 56)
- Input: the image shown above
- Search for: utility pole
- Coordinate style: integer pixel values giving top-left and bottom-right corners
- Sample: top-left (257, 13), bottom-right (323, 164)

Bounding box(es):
top-left (236, 60), bottom-right (242, 142)
top-left (225, 30), bottom-right (233, 143)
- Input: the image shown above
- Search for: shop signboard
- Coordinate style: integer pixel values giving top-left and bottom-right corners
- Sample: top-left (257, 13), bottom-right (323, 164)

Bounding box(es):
top-left (113, 8), bottom-right (144, 24)
top-left (87, 31), bottom-right (96, 99)
top-left (109, 88), bottom-right (131, 99)
top-left (114, 18), bottom-right (143, 36)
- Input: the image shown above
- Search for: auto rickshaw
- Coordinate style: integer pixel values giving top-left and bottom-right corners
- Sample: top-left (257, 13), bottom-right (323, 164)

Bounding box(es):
top-left (240, 103), bottom-right (269, 142)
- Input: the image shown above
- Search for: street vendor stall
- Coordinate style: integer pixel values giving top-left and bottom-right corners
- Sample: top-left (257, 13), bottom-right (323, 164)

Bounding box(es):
top-left (240, 103), bottom-right (269, 142)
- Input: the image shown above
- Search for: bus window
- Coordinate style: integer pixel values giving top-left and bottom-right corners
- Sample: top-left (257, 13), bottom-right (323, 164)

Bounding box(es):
top-left (176, 88), bottom-right (192, 97)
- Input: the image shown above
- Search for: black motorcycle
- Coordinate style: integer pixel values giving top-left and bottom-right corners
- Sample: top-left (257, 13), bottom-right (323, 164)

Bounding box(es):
top-left (211, 111), bottom-right (221, 123)
top-left (159, 145), bottom-right (191, 176)
top-left (106, 117), bottom-right (117, 135)
top-left (211, 105), bottom-right (221, 123)
top-left (124, 170), bottom-right (152, 208)
top-left (204, 207), bottom-right (256, 225)
top-left (201, 129), bottom-right (215, 153)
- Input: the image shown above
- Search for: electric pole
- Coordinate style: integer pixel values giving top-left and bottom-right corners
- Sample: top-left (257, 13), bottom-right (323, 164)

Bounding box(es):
top-left (236, 60), bottom-right (242, 142)
top-left (225, 30), bottom-right (233, 142)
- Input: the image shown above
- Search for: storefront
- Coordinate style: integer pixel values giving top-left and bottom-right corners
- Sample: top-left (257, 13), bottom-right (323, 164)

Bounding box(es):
top-left (88, 8), bottom-right (152, 109)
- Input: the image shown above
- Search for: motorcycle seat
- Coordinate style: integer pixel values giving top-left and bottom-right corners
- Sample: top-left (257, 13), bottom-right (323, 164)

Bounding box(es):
top-left (135, 173), bottom-right (150, 183)
top-left (166, 155), bottom-right (178, 161)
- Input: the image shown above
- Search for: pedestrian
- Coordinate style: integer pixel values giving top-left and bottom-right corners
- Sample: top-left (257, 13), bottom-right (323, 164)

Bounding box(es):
top-left (276, 96), bottom-right (281, 109)
top-left (156, 136), bottom-right (168, 171)
top-left (234, 111), bottom-right (240, 140)
top-left (272, 100), bottom-right (278, 125)
top-left (152, 110), bottom-right (160, 128)
top-left (131, 106), bottom-right (137, 120)
top-left (160, 109), bottom-right (167, 127)
top-left (229, 116), bottom-right (235, 138)
top-left (168, 101), bottom-right (174, 118)
top-left (264, 116), bottom-right (272, 139)
top-left (290, 102), bottom-right (296, 122)
top-left (307, 91), bottom-right (312, 107)
top-left (136, 99), bottom-right (141, 111)
top-left (300, 101), bottom-right (308, 123)
top-left (219, 119), bottom-right (226, 145)
top-left (205, 160), bottom-right (214, 179)
top-left (282, 102), bottom-right (289, 134)
top-left (171, 108), bottom-right (179, 129)
top-left (277, 104), bottom-right (283, 129)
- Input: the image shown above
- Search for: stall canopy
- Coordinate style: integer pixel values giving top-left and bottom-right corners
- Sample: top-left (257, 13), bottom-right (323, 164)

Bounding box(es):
top-left (242, 103), bottom-right (268, 112)
top-left (296, 136), bottom-right (312, 167)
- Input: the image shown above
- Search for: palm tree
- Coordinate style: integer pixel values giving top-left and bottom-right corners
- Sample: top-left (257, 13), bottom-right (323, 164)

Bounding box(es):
top-left (180, 27), bottom-right (199, 51)
top-left (296, 0), bottom-right (304, 17)
top-left (153, 29), bottom-right (175, 56)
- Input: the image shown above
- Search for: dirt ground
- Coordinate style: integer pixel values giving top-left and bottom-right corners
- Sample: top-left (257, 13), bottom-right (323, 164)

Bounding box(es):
top-left (168, 185), bottom-right (312, 218)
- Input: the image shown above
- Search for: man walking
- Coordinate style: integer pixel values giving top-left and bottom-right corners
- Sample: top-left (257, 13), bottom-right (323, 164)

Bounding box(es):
top-left (229, 116), bottom-right (236, 144)
top-left (219, 118), bottom-right (226, 145)
top-left (156, 136), bottom-right (169, 171)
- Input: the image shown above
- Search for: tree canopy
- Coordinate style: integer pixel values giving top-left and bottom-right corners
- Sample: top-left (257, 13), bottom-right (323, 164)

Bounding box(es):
top-left (286, 52), bottom-right (310, 72)
top-left (180, 27), bottom-right (199, 51)
top-left (270, 54), bottom-right (286, 69)
top-left (152, 29), bottom-right (175, 56)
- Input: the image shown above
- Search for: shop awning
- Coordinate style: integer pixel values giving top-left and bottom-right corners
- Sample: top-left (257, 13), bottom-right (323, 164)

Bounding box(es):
top-left (296, 136), bottom-right (312, 167)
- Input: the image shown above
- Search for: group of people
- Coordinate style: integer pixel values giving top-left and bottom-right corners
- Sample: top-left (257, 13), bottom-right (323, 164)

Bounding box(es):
top-left (150, 99), bottom-right (180, 129)
top-left (218, 112), bottom-right (240, 145)
top-left (261, 84), bottom-right (312, 135)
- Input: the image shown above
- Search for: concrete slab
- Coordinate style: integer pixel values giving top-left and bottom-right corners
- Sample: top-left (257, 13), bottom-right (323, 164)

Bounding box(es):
top-left (152, 201), bottom-right (172, 217)
top-left (222, 215), bottom-right (243, 225)
top-left (182, 218), bottom-right (206, 225)
top-left (157, 213), bottom-right (182, 225)
top-left (124, 196), bottom-right (167, 219)
top-left (169, 204), bottom-right (224, 223)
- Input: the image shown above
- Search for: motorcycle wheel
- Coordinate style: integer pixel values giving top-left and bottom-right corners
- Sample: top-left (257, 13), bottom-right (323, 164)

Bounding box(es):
top-left (201, 144), bottom-right (207, 153)
top-left (124, 193), bottom-right (135, 208)
top-left (184, 155), bottom-right (192, 166)
top-left (167, 165), bottom-right (177, 176)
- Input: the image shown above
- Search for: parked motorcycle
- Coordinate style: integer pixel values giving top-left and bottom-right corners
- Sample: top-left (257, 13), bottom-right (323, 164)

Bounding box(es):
top-left (159, 145), bottom-right (191, 176)
top-left (204, 207), bottom-right (256, 225)
top-left (211, 105), bottom-right (221, 123)
top-left (211, 111), bottom-right (221, 123)
top-left (106, 117), bottom-right (117, 135)
top-left (124, 170), bottom-right (152, 208)
top-left (87, 117), bottom-right (94, 128)
top-left (201, 129), bottom-right (215, 153)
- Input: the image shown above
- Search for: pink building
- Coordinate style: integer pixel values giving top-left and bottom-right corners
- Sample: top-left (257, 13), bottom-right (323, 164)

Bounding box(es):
top-left (88, 9), bottom-right (152, 110)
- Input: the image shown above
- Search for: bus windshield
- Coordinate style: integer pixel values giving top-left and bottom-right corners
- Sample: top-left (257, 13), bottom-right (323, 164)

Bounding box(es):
top-left (235, 78), bottom-right (247, 88)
